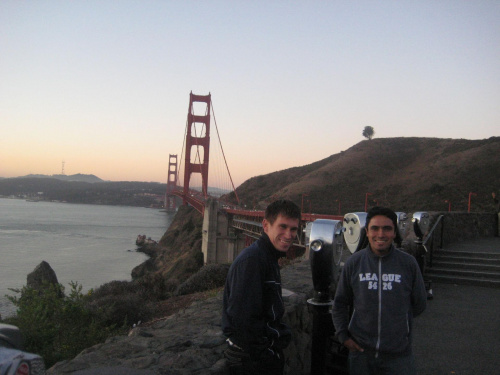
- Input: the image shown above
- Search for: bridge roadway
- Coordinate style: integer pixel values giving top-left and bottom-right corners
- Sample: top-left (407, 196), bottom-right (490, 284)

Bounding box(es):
top-left (169, 187), bottom-right (342, 222)
top-left (225, 208), bottom-right (343, 222)
top-left (169, 192), bottom-right (345, 261)
top-left (170, 189), bottom-right (206, 214)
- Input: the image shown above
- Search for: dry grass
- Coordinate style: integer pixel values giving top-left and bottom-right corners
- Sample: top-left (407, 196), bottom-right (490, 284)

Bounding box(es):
top-left (230, 137), bottom-right (500, 213)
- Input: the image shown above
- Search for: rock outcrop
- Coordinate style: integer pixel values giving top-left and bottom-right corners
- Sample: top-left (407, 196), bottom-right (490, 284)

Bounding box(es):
top-left (47, 260), bottom-right (315, 375)
top-left (131, 206), bottom-right (205, 295)
top-left (27, 261), bottom-right (59, 288)
top-left (26, 260), bottom-right (63, 297)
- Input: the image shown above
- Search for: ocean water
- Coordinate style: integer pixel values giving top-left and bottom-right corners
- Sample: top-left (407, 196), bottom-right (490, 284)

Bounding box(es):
top-left (0, 198), bottom-right (175, 318)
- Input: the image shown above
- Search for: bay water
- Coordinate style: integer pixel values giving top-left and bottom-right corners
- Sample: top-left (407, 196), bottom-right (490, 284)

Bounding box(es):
top-left (0, 198), bottom-right (175, 318)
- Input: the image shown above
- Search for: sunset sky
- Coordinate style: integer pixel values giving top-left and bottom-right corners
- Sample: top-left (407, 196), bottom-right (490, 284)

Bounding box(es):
top-left (1, 1), bottom-right (498, 188)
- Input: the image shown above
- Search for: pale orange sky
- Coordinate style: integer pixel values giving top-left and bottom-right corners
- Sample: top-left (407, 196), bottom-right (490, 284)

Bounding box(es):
top-left (1, 1), bottom-right (499, 188)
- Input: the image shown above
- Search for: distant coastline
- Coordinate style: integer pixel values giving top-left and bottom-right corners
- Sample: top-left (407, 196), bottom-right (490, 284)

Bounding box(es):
top-left (0, 175), bottom-right (230, 208)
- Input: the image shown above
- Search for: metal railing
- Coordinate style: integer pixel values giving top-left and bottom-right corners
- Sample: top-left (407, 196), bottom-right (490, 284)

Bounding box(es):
top-left (422, 214), bottom-right (445, 268)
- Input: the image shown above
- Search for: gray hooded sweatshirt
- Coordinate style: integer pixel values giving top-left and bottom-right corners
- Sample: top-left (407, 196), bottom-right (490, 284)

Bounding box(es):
top-left (332, 245), bottom-right (427, 356)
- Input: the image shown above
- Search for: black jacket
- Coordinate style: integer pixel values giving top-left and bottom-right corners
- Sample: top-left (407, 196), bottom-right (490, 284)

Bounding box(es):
top-left (222, 233), bottom-right (291, 357)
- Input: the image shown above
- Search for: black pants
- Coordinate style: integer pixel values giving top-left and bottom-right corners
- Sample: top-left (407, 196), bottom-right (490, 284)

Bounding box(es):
top-left (224, 345), bottom-right (285, 375)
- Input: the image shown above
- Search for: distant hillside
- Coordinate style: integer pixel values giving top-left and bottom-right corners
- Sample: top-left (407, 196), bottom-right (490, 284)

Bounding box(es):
top-left (0, 177), bottom-right (168, 207)
top-left (21, 173), bottom-right (104, 183)
top-left (229, 137), bottom-right (500, 214)
top-left (190, 186), bottom-right (231, 197)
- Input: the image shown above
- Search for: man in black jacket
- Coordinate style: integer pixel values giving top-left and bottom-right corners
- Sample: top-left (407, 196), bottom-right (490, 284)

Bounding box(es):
top-left (222, 199), bottom-right (301, 375)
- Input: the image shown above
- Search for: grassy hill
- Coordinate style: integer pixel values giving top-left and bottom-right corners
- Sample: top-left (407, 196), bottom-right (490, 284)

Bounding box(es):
top-left (228, 137), bottom-right (500, 214)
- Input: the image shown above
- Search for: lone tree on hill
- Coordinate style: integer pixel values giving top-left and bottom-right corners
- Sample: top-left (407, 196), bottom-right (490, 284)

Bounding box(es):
top-left (363, 126), bottom-right (375, 140)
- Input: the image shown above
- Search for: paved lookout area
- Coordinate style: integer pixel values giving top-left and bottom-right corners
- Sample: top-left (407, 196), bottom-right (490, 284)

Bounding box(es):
top-left (412, 237), bottom-right (500, 374)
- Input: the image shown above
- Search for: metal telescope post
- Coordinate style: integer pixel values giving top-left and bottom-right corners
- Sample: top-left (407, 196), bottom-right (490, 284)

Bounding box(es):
top-left (307, 219), bottom-right (344, 375)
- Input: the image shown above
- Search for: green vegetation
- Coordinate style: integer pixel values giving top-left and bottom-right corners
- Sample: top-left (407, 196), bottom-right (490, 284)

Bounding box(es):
top-left (5, 282), bottom-right (124, 368)
top-left (362, 125), bottom-right (375, 140)
top-left (2, 243), bottom-right (211, 370)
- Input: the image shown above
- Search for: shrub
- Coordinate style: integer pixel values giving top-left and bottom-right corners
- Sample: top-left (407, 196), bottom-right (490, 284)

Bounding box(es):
top-left (176, 263), bottom-right (230, 296)
top-left (136, 274), bottom-right (169, 300)
top-left (6, 281), bottom-right (119, 368)
top-left (87, 280), bottom-right (158, 326)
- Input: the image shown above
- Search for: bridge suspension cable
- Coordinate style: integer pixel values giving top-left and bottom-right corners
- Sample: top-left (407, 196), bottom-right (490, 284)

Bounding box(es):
top-left (210, 100), bottom-right (240, 205)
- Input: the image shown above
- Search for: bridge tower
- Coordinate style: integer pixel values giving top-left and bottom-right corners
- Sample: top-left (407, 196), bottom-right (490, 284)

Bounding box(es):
top-left (183, 92), bottom-right (211, 204)
top-left (164, 154), bottom-right (178, 211)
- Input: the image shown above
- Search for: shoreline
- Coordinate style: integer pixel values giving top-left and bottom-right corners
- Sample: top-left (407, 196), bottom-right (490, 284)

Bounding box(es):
top-left (0, 199), bottom-right (171, 320)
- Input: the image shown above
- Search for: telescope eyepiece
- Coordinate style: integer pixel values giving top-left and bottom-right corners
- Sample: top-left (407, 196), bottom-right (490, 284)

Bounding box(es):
top-left (310, 240), bottom-right (323, 252)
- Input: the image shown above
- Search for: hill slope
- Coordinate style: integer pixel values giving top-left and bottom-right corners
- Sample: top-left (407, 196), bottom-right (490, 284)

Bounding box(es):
top-left (0, 177), bottom-right (167, 207)
top-left (21, 173), bottom-right (104, 183)
top-left (230, 137), bottom-right (500, 214)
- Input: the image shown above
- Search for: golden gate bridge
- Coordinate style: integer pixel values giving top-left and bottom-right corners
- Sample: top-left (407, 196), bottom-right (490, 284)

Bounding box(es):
top-left (164, 92), bottom-right (341, 255)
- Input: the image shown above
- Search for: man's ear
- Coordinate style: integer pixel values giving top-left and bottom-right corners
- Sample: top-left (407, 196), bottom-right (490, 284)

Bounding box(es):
top-left (262, 219), bottom-right (269, 234)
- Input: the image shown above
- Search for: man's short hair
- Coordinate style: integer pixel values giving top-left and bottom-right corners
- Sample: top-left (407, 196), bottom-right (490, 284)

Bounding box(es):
top-left (366, 206), bottom-right (397, 229)
top-left (265, 199), bottom-right (301, 224)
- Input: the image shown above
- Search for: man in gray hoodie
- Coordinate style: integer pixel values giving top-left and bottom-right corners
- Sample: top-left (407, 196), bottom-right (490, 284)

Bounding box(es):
top-left (332, 206), bottom-right (427, 375)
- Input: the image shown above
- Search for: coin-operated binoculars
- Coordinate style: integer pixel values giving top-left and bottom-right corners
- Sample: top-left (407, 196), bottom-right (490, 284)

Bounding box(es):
top-left (412, 212), bottom-right (430, 240)
top-left (343, 212), bottom-right (368, 253)
top-left (412, 212), bottom-right (430, 272)
top-left (307, 219), bottom-right (345, 375)
top-left (309, 219), bottom-right (345, 303)
top-left (395, 212), bottom-right (409, 246)
top-left (412, 212), bottom-right (433, 299)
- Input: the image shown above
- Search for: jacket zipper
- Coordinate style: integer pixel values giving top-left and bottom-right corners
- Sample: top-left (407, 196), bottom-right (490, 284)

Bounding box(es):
top-left (375, 257), bottom-right (382, 358)
top-left (266, 277), bottom-right (281, 351)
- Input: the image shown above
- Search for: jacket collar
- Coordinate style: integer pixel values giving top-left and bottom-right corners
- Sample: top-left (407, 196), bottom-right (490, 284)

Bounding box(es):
top-left (366, 244), bottom-right (396, 259)
top-left (261, 233), bottom-right (287, 259)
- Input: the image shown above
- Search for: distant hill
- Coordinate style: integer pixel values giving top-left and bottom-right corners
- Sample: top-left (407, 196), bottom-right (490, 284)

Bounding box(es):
top-left (228, 137), bottom-right (500, 214)
top-left (21, 173), bottom-right (104, 183)
top-left (0, 177), bottom-right (168, 207)
top-left (190, 186), bottom-right (231, 197)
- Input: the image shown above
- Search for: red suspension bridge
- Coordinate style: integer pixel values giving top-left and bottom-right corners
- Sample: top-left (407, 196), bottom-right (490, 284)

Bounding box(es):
top-left (164, 92), bottom-right (240, 215)
top-left (164, 92), bottom-right (341, 261)
top-left (165, 92), bottom-right (340, 217)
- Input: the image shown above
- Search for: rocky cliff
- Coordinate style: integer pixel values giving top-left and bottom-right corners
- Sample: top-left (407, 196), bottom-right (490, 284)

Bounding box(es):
top-left (47, 260), bottom-right (315, 375)
top-left (131, 205), bottom-right (205, 295)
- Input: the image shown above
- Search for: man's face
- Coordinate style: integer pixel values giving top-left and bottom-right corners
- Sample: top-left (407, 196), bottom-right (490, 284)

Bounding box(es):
top-left (366, 215), bottom-right (396, 256)
top-left (263, 214), bottom-right (299, 253)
